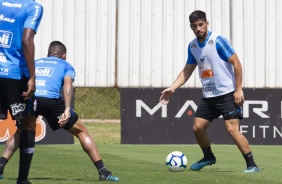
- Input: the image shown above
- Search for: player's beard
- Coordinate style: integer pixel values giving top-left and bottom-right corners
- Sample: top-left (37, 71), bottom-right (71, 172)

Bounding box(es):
top-left (196, 30), bottom-right (208, 40)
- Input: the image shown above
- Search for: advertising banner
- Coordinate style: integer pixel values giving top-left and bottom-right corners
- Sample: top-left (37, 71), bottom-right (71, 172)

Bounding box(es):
top-left (121, 88), bottom-right (282, 145)
top-left (0, 113), bottom-right (73, 144)
top-left (0, 90), bottom-right (75, 144)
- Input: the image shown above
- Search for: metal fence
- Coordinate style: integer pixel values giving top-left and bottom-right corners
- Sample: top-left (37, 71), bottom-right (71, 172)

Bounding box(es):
top-left (74, 87), bottom-right (120, 120)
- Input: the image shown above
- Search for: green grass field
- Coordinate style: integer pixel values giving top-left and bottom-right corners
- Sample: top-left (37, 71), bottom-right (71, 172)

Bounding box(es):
top-left (0, 122), bottom-right (281, 184)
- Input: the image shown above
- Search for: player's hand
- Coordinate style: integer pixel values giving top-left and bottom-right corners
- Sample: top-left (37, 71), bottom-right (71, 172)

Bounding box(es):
top-left (160, 88), bottom-right (175, 105)
top-left (58, 109), bottom-right (70, 127)
top-left (22, 78), bottom-right (36, 100)
top-left (234, 89), bottom-right (244, 106)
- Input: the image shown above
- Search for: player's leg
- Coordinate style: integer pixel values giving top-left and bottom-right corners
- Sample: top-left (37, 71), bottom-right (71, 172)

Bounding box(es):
top-left (0, 117), bottom-right (37, 183)
top-left (193, 117), bottom-right (211, 148)
top-left (0, 129), bottom-right (21, 178)
top-left (0, 78), bottom-right (36, 183)
top-left (190, 98), bottom-right (217, 171)
top-left (224, 119), bottom-right (250, 153)
top-left (190, 117), bottom-right (216, 171)
top-left (1, 130), bottom-right (21, 159)
top-left (17, 116), bottom-right (36, 183)
top-left (224, 119), bottom-right (260, 172)
top-left (67, 118), bottom-right (101, 162)
top-left (0, 79), bottom-right (13, 178)
top-left (67, 118), bottom-right (119, 181)
top-left (39, 97), bottom-right (119, 181)
top-left (222, 92), bottom-right (260, 172)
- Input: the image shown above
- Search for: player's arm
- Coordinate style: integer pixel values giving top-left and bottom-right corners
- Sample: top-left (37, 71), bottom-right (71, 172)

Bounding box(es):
top-left (216, 36), bottom-right (244, 105)
top-left (58, 76), bottom-right (74, 127)
top-left (168, 63), bottom-right (197, 91)
top-left (22, 4), bottom-right (43, 100)
top-left (63, 76), bottom-right (74, 111)
top-left (22, 28), bottom-right (36, 100)
top-left (228, 54), bottom-right (244, 105)
top-left (160, 64), bottom-right (197, 105)
top-left (160, 43), bottom-right (197, 105)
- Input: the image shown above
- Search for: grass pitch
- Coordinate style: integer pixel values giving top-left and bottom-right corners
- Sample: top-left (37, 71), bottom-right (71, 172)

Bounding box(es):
top-left (0, 122), bottom-right (281, 184)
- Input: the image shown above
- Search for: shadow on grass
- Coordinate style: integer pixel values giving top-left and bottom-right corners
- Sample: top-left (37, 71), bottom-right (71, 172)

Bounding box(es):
top-left (189, 170), bottom-right (235, 173)
top-left (4, 177), bottom-right (96, 182)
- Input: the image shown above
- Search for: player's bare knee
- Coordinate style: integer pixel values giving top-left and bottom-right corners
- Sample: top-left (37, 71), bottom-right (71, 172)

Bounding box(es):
top-left (226, 125), bottom-right (238, 136)
top-left (192, 124), bottom-right (204, 134)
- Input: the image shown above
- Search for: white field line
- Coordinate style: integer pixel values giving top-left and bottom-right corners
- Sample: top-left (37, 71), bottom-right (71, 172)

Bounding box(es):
top-left (81, 119), bottom-right (120, 123)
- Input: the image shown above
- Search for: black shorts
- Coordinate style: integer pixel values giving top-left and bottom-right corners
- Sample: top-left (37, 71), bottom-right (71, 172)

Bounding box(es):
top-left (36, 97), bottom-right (78, 131)
top-left (195, 92), bottom-right (243, 122)
top-left (0, 77), bottom-right (36, 120)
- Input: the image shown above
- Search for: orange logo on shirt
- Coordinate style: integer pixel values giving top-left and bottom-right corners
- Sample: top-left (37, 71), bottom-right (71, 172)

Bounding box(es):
top-left (201, 69), bottom-right (214, 78)
top-left (0, 112), bottom-right (46, 142)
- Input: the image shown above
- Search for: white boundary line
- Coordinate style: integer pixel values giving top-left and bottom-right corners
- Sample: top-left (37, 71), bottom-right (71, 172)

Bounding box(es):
top-left (81, 119), bottom-right (120, 123)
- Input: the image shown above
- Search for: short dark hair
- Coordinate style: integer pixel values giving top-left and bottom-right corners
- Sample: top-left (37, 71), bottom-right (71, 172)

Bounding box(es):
top-left (189, 10), bottom-right (207, 23)
top-left (48, 41), bottom-right (67, 56)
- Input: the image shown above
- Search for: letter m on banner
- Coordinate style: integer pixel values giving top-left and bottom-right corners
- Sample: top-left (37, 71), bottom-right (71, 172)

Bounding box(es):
top-left (136, 100), bottom-right (167, 117)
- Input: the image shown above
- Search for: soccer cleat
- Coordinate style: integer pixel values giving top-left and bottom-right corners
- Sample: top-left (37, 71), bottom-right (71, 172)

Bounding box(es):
top-left (190, 156), bottom-right (216, 171)
top-left (243, 166), bottom-right (261, 173)
top-left (99, 170), bottom-right (119, 181)
top-left (0, 169), bottom-right (3, 179)
top-left (17, 180), bottom-right (31, 184)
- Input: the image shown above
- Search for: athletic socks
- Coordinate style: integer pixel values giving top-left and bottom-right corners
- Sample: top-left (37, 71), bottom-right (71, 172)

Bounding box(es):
top-left (94, 159), bottom-right (107, 172)
top-left (18, 130), bottom-right (35, 182)
top-left (243, 151), bottom-right (257, 167)
top-left (0, 157), bottom-right (8, 174)
top-left (202, 146), bottom-right (215, 159)
top-left (201, 147), bottom-right (257, 168)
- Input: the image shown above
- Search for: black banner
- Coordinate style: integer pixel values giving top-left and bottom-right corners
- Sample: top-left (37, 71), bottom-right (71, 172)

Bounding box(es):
top-left (121, 88), bottom-right (282, 145)
top-left (36, 117), bottom-right (74, 144)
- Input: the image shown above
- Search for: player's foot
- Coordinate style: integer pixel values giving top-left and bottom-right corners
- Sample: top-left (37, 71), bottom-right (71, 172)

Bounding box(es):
top-left (190, 156), bottom-right (216, 171)
top-left (0, 169), bottom-right (3, 179)
top-left (243, 166), bottom-right (261, 173)
top-left (99, 170), bottom-right (119, 181)
top-left (17, 180), bottom-right (31, 184)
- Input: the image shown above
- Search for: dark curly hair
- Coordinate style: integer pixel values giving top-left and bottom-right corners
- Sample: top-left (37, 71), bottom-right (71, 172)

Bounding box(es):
top-left (189, 10), bottom-right (207, 23)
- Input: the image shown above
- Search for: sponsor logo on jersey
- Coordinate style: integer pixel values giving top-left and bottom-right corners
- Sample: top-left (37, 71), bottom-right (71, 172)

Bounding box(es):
top-left (0, 52), bottom-right (7, 62)
top-left (35, 89), bottom-right (48, 96)
top-left (191, 43), bottom-right (197, 48)
top-left (35, 67), bottom-right (54, 77)
top-left (31, 6), bottom-right (41, 25)
top-left (203, 82), bottom-right (217, 92)
top-left (200, 55), bottom-right (206, 62)
top-left (0, 31), bottom-right (13, 48)
top-left (36, 59), bottom-right (58, 64)
top-left (201, 69), bottom-right (214, 78)
top-left (36, 80), bottom-right (46, 86)
top-left (2, 2), bottom-right (22, 8)
top-left (208, 39), bottom-right (214, 44)
top-left (0, 14), bottom-right (15, 23)
top-left (0, 67), bottom-right (9, 76)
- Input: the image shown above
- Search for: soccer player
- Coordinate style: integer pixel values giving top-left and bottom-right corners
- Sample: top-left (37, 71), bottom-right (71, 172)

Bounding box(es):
top-left (0, 0), bottom-right (43, 183)
top-left (159, 10), bottom-right (260, 172)
top-left (0, 41), bottom-right (120, 181)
